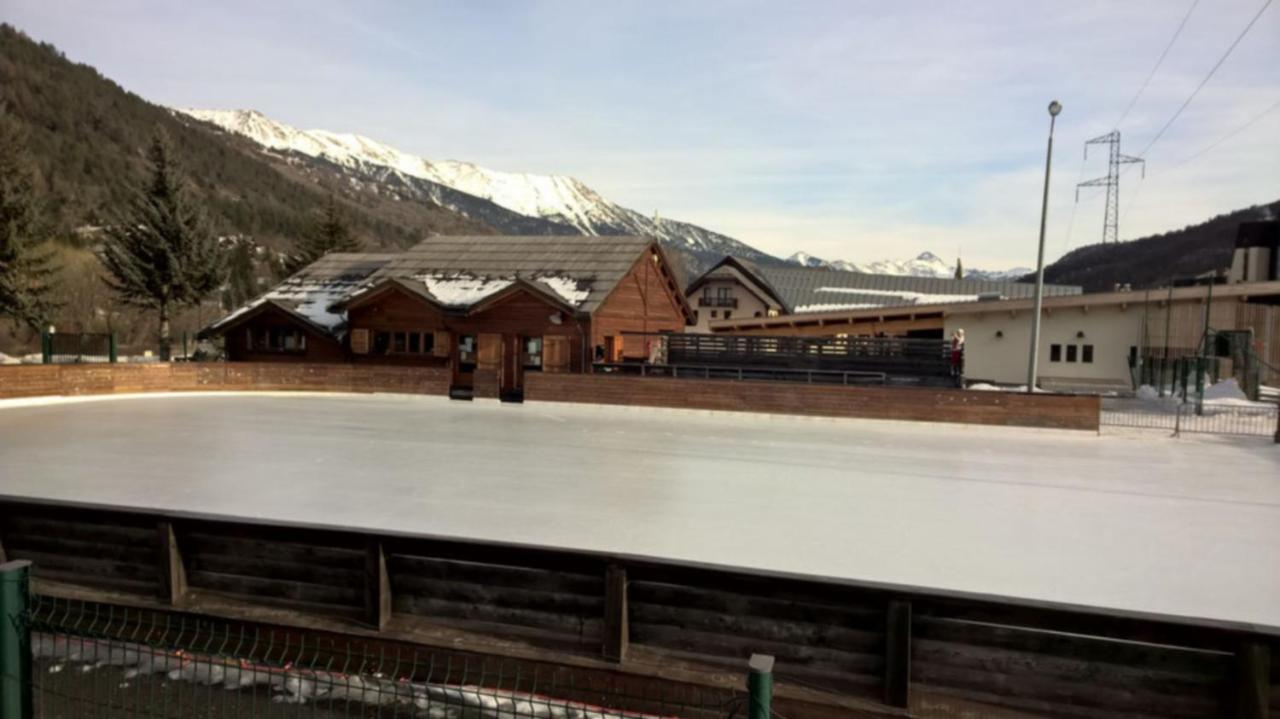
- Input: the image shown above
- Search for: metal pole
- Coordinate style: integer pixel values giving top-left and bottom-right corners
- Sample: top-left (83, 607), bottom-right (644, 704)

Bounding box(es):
top-left (747, 653), bottom-right (774, 719)
top-left (0, 560), bottom-right (33, 719)
top-left (1027, 100), bottom-right (1061, 393)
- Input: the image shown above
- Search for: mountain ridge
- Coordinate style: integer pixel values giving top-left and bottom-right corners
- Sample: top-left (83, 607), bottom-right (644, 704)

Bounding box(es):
top-left (785, 250), bottom-right (1031, 281)
top-left (178, 108), bottom-right (782, 269)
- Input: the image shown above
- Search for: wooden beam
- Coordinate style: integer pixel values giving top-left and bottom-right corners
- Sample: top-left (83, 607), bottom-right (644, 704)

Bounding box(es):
top-left (884, 599), bottom-right (911, 708)
top-left (603, 564), bottom-right (629, 661)
top-left (1234, 640), bottom-right (1270, 719)
top-left (364, 539), bottom-right (392, 630)
top-left (157, 521), bottom-right (186, 606)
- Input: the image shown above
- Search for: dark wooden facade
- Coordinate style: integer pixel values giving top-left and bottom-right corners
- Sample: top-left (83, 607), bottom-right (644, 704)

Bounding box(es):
top-left (220, 304), bottom-right (347, 363)
top-left (219, 244), bottom-right (690, 398)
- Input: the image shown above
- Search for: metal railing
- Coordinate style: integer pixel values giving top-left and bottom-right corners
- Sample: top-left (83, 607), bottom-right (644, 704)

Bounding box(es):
top-left (594, 362), bottom-right (889, 386)
top-left (1101, 397), bottom-right (1280, 439)
top-left (696, 297), bottom-right (738, 309)
top-left (0, 564), bottom-right (760, 719)
top-left (40, 332), bottom-right (117, 364)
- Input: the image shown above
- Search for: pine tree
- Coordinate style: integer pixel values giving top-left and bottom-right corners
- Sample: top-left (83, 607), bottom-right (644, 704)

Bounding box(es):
top-left (285, 195), bottom-right (362, 274)
top-left (221, 239), bottom-right (260, 310)
top-left (954, 256), bottom-right (964, 280)
top-left (100, 129), bottom-right (223, 360)
top-left (0, 106), bottom-right (58, 330)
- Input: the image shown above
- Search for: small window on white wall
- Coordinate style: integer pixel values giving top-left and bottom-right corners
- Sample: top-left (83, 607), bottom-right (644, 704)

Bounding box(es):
top-left (1066, 345), bottom-right (1078, 362)
top-left (1082, 344), bottom-right (1094, 363)
top-left (1050, 344), bottom-right (1062, 362)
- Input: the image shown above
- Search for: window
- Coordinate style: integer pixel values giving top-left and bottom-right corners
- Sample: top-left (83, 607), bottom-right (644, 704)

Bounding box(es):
top-left (710, 310), bottom-right (718, 319)
top-left (1066, 344), bottom-right (1078, 362)
top-left (393, 332), bottom-right (407, 353)
top-left (421, 332), bottom-right (435, 354)
top-left (754, 311), bottom-right (762, 318)
top-left (1050, 344), bottom-right (1061, 362)
top-left (409, 332), bottom-right (421, 353)
top-left (373, 331), bottom-right (391, 355)
top-left (522, 336), bottom-right (543, 370)
top-left (724, 311), bottom-right (732, 320)
top-left (717, 286), bottom-right (731, 300)
top-left (1082, 344), bottom-right (1094, 363)
top-left (248, 327), bottom-right (306, 352)
top-left (458, 334), bottom-right (476, 369)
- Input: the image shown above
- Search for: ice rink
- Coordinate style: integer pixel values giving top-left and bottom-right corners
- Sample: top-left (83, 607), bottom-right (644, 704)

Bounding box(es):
top-left (1, 392), bottom-right (1278, 632)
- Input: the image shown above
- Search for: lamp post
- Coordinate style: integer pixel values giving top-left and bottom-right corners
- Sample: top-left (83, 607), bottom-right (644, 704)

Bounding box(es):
top-left (1027, 100), bottom-right (1061, 393)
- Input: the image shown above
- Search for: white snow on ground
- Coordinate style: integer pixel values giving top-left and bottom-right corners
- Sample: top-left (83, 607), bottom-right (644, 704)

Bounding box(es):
top-left (0, 352), bottom-right (18, 365)
top-left (967, 383), bottom-right (1046, 393)
top-left (417, 273), bottom-right (514, 307)
top-left (1127, 379), bottom-right (1274, 412)
top-left (1, 393), bottom-right (1278, 631)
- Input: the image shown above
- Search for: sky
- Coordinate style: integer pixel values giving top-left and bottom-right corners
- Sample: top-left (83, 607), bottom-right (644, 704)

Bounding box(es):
top-left (5, 0), bottom-right (1279, 269)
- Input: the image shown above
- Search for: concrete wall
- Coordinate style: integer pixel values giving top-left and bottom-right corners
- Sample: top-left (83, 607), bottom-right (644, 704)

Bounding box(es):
top-left (524, 373), bottom-right (1100, 430)
top-left (948, 305), bottom-right (1142, 388)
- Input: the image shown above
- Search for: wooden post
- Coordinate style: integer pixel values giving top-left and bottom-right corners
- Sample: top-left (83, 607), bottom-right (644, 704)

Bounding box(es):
top-left (1235, 640), bottom-right (1270, 719)
top-left (603, 564), bottom-right (629, 661)
top-left (364, 540), bottom-right (391, 630)
top-left (157, 521), bottom-right (186, 605)
top-left (884, 600), bottom-right (912, 708)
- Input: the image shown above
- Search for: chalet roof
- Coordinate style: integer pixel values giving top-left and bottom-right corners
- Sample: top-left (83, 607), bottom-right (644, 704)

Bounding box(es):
top-left (368, 235), bottom-right (658, 315)
top-left (202, 253), bottom-right (396, 336)
top-left (691, 259), bottom-right (1082, 314)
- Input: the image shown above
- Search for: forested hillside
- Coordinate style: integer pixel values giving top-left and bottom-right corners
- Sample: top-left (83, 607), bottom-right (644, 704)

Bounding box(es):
top-left (1038, 200), bottom-right (1279, 292)
top-left (0, 24), bottom-right (490, 249)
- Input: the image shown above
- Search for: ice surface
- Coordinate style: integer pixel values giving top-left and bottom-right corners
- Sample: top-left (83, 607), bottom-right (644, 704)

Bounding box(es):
top-left (1, 393), bottom-right (1278, 631)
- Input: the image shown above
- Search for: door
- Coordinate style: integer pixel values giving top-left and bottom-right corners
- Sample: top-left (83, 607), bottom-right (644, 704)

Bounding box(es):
top-left (500, 334), bottom-right (522, 400)
top-left (452, 334), bottom-right (476, 389)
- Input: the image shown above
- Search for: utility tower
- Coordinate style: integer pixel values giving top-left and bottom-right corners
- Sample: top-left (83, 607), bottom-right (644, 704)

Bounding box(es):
top-left (1076, 131), bottom-right (1145, 244)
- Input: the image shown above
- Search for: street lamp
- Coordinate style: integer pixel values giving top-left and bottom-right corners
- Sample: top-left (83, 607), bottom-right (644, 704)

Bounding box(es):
top-left (1026, 100), bottom-right (1061, 393)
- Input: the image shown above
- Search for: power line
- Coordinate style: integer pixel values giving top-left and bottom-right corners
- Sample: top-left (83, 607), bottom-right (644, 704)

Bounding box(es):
top-left (1113, 0), bottom-right (1202, 130)
top-left (1135, 0), bottom-right (1274, 159)
top-left (1166, 97), bottom-right (1280, 172)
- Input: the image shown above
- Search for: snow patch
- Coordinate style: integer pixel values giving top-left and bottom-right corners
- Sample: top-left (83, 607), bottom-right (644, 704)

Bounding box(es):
top-left (417, 273), bottom-right (513, 307)
top-left (534, 275), bottom-right (591, 307)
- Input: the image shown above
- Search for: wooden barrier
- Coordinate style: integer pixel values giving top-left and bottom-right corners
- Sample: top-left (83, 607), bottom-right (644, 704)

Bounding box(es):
top-left (525, 372), bottom-right (1102, 431)
top-left (0, 362), bottom-right (451, 399)
top-left (0, 500), bottom-right (1270, 719)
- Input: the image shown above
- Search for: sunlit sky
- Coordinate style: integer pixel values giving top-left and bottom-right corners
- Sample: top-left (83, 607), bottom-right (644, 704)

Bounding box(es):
top-left (7, 0), bottom-right (1279, 269)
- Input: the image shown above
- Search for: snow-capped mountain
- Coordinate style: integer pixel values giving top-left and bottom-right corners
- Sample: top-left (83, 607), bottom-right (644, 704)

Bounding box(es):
top-left (785, 250), bottom-right (1030, 281)
top-left (178, 109), bottom-right (776, 268)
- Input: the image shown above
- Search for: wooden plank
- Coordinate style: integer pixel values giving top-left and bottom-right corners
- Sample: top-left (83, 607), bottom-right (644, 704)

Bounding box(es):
top-left (364, 540), bottom-right (391, 631)
top-left (885, 599), bottom-right (911, 708)
top-left (1236, 640), bottom-right (1270, 719)
top-left (603, 564), bottom-right (628, 661)
top-left (157, 521), bottom-right (186, 605)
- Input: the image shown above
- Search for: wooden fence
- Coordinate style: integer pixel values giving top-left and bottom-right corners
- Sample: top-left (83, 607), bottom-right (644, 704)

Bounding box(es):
top-left (0, 500), bottom-right (1272, 718)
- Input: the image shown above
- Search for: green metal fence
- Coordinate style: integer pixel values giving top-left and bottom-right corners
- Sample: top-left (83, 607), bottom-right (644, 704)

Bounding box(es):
top-left (41, 332), bottom-right (117, 364)
top-left (1, 562), bottom-right (764, 719)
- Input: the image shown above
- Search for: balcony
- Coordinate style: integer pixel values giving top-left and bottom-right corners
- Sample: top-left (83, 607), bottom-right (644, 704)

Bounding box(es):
top-left (698, 296), bottom-right (738, 308)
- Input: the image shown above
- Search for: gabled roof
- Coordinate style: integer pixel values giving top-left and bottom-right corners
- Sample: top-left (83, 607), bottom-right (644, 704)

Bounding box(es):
top-left (686, 256), bottom-right (788, 310)
top-left (368, 235), bottom-right (657, 316)
top-left (687, 258), bottom-right (1083, 314)
top-left (201, 253), bottom-right (396, 337)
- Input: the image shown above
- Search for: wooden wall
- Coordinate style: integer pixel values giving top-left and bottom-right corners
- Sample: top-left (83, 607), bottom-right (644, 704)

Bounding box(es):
top-left (525, 373), bottom-right (1101, 431)
top-left (1, 500), bottom-right (1271, 719)
top-left (592, 251), bottom-right (689, 356)
top-left (0, 362), bottom-right (451, 399)
top-left (223, 305), bottom-right (347, 363)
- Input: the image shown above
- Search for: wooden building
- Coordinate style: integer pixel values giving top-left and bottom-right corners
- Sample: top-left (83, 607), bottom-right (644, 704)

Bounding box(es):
top-left (202, 236), bottom-right (691, 398)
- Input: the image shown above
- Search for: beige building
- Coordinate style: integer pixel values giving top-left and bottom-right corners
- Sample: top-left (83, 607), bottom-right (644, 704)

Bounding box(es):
top-left (714, 280), bottom-right (1280, 392)
top-left (685, 257), bottom-right (787, 332)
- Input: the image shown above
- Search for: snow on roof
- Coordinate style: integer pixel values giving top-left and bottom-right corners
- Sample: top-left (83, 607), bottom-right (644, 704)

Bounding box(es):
top-left (534, 275), bottom-right (591, 307)
top-left (417, 273), bottom-right (514, 307)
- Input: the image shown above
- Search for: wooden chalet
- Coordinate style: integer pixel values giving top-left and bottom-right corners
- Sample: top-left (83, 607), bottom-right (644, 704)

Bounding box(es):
top-left (202, 236), bottom-right (692, 398)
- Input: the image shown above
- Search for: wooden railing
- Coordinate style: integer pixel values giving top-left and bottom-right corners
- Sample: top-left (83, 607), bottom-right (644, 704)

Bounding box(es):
top-left (0, 499), bottom-right (1273, 718)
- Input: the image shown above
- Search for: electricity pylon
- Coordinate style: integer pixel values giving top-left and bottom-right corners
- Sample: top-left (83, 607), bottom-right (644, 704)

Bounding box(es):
top-left (1076, 131), bottom-right (1145, 244)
